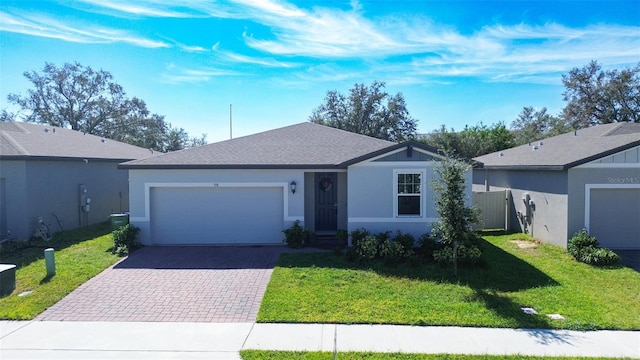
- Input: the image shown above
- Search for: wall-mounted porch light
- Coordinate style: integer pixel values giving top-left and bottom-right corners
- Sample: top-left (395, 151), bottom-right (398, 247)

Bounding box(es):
top-left (290, 181), bottom-right (297, 194)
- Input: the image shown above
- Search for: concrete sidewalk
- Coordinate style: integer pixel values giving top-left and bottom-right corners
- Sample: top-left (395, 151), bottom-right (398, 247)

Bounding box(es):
top-left (1, 321), bottom-right (639, 359)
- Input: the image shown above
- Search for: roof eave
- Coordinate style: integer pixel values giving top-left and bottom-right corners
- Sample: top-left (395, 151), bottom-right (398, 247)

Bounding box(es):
top-left (480, 165), bottom-right (566, 171)
top-left (118, 163), bottom-right (346, 170)
top-left (0, 155), bottom-right (138, 162)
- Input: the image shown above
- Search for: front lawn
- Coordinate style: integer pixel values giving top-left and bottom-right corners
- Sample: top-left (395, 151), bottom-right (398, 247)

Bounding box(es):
top-left (0, 222), bottom-right (122, 319)
top-left (258, 233), bottom-right (640, 330)
top-left (240, 351), bottom-right (632, 360)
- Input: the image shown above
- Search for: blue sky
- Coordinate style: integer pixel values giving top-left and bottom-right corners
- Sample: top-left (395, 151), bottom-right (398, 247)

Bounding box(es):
top-left (1, 1), bottom-right (638, 143)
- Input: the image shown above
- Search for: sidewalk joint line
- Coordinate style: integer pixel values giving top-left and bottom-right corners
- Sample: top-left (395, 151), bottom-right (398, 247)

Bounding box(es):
top-left (241, 322), bottom-right (256, 350)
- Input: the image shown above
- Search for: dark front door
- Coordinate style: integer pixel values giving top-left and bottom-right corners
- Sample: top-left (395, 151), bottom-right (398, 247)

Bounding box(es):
top-left (315, 173), bottom-right (338, 233)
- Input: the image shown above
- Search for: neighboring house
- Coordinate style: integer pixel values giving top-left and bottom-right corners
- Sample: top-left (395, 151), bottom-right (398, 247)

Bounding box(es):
top-left (0, 121), bottom-right (153, 240)
top-left (473, 122), bottom-right (640, 250)
top-left (120, 122), bottom-right (475, 246)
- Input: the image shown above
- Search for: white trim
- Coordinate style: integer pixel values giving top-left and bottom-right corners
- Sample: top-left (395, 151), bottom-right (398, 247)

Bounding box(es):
top-left (350, 146), bottom-right (442, 166)
top-left (364, 148), bottom-right (406, 162)
top-left (584, 183), bottom-right (640, 232)
top-left (135, 182), bottom-right (298, 223)
top-left (575, 163), bottom-right (639, 169)
top-left (303, 169), bottom-right (348, 173)
top-left (351, 161), bottom-right (436, 167)
top-left (349, 217), bottom-right (439, 223)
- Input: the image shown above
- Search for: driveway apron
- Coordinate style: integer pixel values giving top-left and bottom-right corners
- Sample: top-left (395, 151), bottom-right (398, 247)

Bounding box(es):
top-left (36, 246), bottom-right (288, 322)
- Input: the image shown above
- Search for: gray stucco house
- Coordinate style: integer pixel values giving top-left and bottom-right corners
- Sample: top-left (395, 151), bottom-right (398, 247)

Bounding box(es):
top-left (473, 122), bottom-right (640, 250)
top-left (120, 122), bottom-right (472, 246)
top-left (0, 121), bottom-right (153, 240)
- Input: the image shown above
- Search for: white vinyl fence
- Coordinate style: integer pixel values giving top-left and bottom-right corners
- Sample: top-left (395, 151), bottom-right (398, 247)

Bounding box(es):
top-left (472, 189), bottom-right (511, 230)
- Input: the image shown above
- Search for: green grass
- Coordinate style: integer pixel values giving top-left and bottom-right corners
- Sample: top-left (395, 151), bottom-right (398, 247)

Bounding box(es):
top-left (258, 233), bottom-right (640, 330)
top-left (240, 351), bottom-right (632, 360)
top-left (0, 222), bottom-right (122, 319)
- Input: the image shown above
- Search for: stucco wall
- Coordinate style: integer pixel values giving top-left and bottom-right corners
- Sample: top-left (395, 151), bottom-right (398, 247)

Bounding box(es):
top-left (568, 166), bottom-right (640, 248)
top-left (347, 161), bottom-right (463, 239)
top-left (0, 160), bottom-right (28, 240)
top-left (1, 159), bottom-right (129, 240)
top-left (128, 169), bottom-right (306, 245)
top-left (474, 168), bottom-right (569, 247)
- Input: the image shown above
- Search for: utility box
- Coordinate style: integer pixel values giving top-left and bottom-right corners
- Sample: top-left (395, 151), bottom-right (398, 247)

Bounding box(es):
top-left (110, 213), bottom-right (129, 230)
top-left (0, 264), bottom-right (16, 297)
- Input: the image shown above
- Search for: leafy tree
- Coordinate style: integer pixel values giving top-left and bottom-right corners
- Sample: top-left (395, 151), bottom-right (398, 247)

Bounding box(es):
top-left (562, 60), bottom-right (640, 128)
top-left (7, 62), bottom-right (205, 152)
top-left (430, 155), bottom-right (481, 275)
top-left (0, 110), bottom-right (16, 122)
top-left (309, 81), bottom-right (417, 142)
top-left (420, 123), bottom-right (514, 158)
top-left (510, 107), bottom-right (571, 146)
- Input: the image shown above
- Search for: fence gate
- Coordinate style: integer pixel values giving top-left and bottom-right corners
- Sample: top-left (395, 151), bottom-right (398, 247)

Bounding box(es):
top-left (472, 189), bottom-right (511, 230)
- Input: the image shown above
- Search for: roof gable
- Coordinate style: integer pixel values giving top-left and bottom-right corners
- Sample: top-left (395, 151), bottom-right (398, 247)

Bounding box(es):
top-left (0, 122), bottom-right (154, 161)
top-left (120, 122), bottom-right (397, 169)
top-left (474, 122), bottom-right (640, 170)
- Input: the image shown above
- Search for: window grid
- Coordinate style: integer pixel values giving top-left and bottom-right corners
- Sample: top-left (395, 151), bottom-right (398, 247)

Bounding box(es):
top-left (396, 172), bottom-right (422, 216)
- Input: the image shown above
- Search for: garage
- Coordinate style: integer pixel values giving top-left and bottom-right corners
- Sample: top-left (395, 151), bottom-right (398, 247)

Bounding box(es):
top-left (589, 187), bottom-right (640, 250)
top-left (150, 186), bottom-right (284, 245)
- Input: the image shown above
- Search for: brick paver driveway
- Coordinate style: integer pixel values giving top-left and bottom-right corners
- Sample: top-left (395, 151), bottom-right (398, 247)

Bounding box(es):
top-left (37, 246), bottom-right (289, 322)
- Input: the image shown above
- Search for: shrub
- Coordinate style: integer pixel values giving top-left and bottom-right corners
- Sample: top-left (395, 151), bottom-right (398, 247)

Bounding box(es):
top-left (392, 230), bottom-right (415, 252)
top-left (354, 235), bottom-right (378, 261)
top-left (112, 224), bottom-right (140, 256)
top-left (417, 233), bottom-right (439, 259)
top-left (379, 239), bottom-right (405, 264)
top-left (376, 231), bottom-right (392, 243)
top-left (567, 229), bottom-right (619, 266)
top-left (283, 220), bottom-right (314, 248)
top-left (568, 229), bottom-right (598, 258)
top-left (581, 247), bottom-right (620, 266)
top-left (350, 228), bottom-right (371, 248)
top-left (433, 243), bottom-right (482, 266)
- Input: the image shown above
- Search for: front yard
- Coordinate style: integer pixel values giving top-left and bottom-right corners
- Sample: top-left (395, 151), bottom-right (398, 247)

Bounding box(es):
top-left (258, 233), bottom-right (640, 330)
top-left (0, 222), bottom-right (122, 319)
top-left (240, 351), bottom-right (633, 360)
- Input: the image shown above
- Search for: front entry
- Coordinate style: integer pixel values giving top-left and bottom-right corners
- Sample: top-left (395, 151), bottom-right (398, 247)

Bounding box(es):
top-left (315, 173), bottom-right (338, 234)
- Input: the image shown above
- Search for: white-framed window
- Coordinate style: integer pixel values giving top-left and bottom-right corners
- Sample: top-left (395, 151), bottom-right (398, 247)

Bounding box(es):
top-left (394, 170), bottom-right (423, 217)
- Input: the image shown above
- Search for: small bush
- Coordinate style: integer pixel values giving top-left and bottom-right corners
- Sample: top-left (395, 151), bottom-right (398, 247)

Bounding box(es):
top-left (568, 229), bottom-right (619, 266)
top-left (379, 239), bottom-right (405, 264)
top-left (417, 233), bottom-right (439, 259)
top-left (568, 229), bottom-right (598, 258)
top-left (112, 224), bottom-right (140, 256)
top-left (580, 247), bottom-right (620, 266)
top-left (354, 235), bottom-right (378, 261)
top-left (376, 231), bottom-right (392, 243)
top-left (350, 228), bottom-right (371, 248)
top-left (283, 220), bottom-right (313, 248)
top-left (392, 230), bottom-right (415, 252)
top-left (433, 243), bottom-right (482, 265)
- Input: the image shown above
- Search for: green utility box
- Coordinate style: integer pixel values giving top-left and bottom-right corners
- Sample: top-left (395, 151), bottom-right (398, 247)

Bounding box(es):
top-left (110, 213), bottom-right (129, 230)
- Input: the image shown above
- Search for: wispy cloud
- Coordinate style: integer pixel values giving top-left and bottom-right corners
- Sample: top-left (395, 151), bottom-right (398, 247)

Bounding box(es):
top-left (159, 66), bottom-right (245, 84)
top-left (0, 11), bottom-right (169, 48)
top-left (3, 0), bottom-right (638, 86)
top-left (74, 0), bottom-right (238, 19)
top-left (218, 49), bottom-right (296, 68)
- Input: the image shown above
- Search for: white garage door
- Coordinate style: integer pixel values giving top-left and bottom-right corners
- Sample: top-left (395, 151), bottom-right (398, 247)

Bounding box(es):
top-left (589, 188), bottom-right (640, 250)
top-left (150, 186), bottom-right (284, 245)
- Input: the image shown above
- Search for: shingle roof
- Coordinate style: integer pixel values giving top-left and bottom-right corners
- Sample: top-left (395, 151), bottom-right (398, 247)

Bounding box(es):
top-left (0, 121), bottom-right (154, 161)
top-left (474, 122), bottom-right (640, 170)
top-left (120, 122), bottom-right (397, 169)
